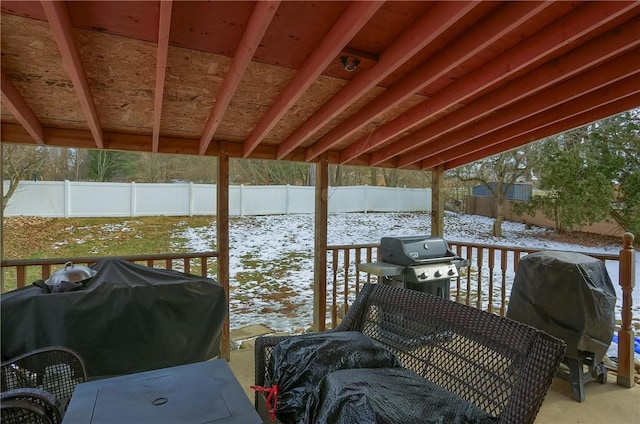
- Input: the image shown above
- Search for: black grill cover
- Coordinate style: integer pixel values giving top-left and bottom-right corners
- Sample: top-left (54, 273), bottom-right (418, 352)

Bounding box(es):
top-left (506, 251), bottom-right (616, 361)
top-left (1, 258), bottom-right (226, 376)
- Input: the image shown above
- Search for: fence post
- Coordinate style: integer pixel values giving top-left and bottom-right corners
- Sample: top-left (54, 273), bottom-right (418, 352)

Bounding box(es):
top-left (130, 182), bottom-right (136, 217)
top-left (286, 184), bottom-right (290, 215)
top-left (64, 180), bottom-right (70, 218)
top-left (189, 182), bottom-right (194, 217)
top-left (239, 184), bottom-right (244, 216)
top-left (364, 185), bottom-right (368, 213)
top-left (617, 232), bottom-right (636, 388)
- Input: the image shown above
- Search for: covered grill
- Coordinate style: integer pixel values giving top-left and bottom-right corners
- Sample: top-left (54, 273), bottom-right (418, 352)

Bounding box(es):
top-left (359, 236), bottom-right (467, 299)
top-left (506, 251), bottom-right (616, 402)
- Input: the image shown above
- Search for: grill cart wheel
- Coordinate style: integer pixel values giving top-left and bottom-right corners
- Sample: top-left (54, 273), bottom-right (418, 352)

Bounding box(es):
top-left (590, 362), bottom-right (608, 384)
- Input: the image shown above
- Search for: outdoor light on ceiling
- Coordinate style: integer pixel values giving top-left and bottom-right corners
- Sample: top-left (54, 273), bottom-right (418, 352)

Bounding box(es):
top-left (340, 56), bottom-right (360, 72)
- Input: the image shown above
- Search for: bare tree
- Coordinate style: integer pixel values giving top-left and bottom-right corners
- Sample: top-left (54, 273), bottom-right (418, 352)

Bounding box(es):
top-left (2, 144), bottom-right (46, 212)
top-left (451, 146), bottom-right (537, 237)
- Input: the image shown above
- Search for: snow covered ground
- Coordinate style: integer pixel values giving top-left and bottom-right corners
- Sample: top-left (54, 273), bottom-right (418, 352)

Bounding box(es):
top-left (174, 211), bottom-right (639, 343)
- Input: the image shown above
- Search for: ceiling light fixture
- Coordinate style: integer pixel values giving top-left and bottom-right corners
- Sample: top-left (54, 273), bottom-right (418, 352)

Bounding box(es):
top-left (340, 56), bottom-right (360, 72)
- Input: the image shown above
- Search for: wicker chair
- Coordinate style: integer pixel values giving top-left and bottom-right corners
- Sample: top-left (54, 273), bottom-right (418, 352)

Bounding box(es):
top-left (1, 388), bottom-right (63, 424)
top-left (255, 283), bottom-right (566, 424)
top-left (1, 346), bottom-right (88, 423)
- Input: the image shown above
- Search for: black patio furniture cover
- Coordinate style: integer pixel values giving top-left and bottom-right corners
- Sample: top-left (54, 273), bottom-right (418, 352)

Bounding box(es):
top-left (303, 367), bottom-right (496, 424)
top-left (506, 251), bottom-right (616, 361)
top-left (1, 258), bottom-right (226, 377)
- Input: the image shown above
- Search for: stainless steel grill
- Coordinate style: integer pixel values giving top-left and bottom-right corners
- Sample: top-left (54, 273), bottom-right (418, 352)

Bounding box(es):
top-left (359, 235), bottom-right (467, 299)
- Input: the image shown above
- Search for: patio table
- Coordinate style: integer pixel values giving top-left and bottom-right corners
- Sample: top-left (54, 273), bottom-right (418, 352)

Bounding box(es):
top-left (62, 359), bottom-right (260, 423)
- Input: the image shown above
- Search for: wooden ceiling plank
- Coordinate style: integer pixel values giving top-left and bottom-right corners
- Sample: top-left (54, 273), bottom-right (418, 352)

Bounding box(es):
top-left (274, 1), bottom-right (478, 160)
top-left (399, 48), bottom-right (640, 168)
top-left (304, 1), bottom-right (557, 162)
top-left (41, 0), bottom-right (104, 149)
top-left (241, 1), bottom-right (384, 158)
top-left (440, 91), bottom-right (640, 170)
top-left (361, 1), bottom-right (640, 166)
top-left (374, 14), bottom-right (640, 166)
top-left (1, 70), bottom-right (45, 145)
top-left (152, 0), bottom-right (173, 153)
top-left (199, 1), bottom-right (280, 156)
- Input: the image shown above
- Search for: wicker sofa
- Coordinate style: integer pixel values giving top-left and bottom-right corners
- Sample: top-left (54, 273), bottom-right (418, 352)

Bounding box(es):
top-left (254, 283), bottom-right (566, 424)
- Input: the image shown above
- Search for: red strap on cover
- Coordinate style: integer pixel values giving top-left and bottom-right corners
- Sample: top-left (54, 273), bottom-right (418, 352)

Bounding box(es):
top-left (250, 384), bottom-right (278, 421)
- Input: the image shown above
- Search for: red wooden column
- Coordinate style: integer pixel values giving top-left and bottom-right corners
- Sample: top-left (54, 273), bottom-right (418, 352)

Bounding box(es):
top-left (617, 232), bottom-right (636, 388)
top-left (313, 154), bottom-right (329, 332)
top-left (431, 164), bottom-right (445, 237)
top-left (217, 143), bottom-right (230, 361)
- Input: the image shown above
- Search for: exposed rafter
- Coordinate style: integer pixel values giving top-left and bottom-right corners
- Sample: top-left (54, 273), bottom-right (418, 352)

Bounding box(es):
top-left (41, 0), bottom-right (104, 149)
top-left (305, 1), bottom-right (553, 162)
top-left (1, 70), bottom-right (44, 145)
top-left (241, 1), bottom-right (384, 158)
top-left (439, 90), bottom-right (640, 170)
top-left (401, 49), bottom-right (640, 168)
top-left (274, 0), bottom-right (478, 160)
top-left (151, 0), bottom-right (173, 153)
top-left (360, 1), bottom-right (640, 166)
top-left (199, 1), bottom-right (280, 156)
top-left (0, 1), bottom-right (637, 171)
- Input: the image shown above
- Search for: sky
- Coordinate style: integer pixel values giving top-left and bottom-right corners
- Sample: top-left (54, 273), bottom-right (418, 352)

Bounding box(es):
top-left (173, 211), bottom-right (639, 357)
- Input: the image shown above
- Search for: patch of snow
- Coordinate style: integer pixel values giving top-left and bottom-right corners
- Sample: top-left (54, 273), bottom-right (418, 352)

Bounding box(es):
top-left (174, 212), bottom-right (639, 348)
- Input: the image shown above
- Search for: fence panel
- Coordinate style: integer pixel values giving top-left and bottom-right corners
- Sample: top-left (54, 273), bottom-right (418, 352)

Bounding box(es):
top-left (3, 181), bottom-right (431, 217)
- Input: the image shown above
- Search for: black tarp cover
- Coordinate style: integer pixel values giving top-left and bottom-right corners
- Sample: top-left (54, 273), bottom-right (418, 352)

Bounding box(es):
top-left (1, 258), bottom-right (226, 376)
top-left (303, 368), bottom-right (496, 424)
top-left (506, 251), bottom-right (616, 360)
top-left (267, 332), bottom-right (401, 423)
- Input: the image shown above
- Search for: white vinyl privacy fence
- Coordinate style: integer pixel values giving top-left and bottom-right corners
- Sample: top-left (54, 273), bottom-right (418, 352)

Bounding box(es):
top-left (3, 181), bottom-right (431, 217)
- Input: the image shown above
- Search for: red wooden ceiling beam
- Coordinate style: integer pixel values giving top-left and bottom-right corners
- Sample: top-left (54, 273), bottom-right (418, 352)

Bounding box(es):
top-left (152, 0), bottom-right (173, 153)
top-left (41, 0), bottom-right (104, 149)
top-left (274, 1), bottom-right (478, 160)
top-left (441, 91), bottom-right (640, 170)
top-left (199, 1), bottom-right (280, 156)
top-left (1, 70), bottom-right (45, 145)
top-left (420, 75), bottom-right (640, 170)
top-left (241, 1), bottom-right (384, 158)
top-left (372, 13), bottom-right (640, 166)
top-left (400, 48), bottom-right (640, 168)
top-left (359, 1), bottom-right (640, 166)
top-left (304, 1), bottom-right (557, 162)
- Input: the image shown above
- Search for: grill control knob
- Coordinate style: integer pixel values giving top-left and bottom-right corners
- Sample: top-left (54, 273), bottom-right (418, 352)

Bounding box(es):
top-left (448, 269), bottom-right (456, 276)
top-left (434, 270), bottom-right (442, 278)
top-left (418, 272), bottom-right (428, 280)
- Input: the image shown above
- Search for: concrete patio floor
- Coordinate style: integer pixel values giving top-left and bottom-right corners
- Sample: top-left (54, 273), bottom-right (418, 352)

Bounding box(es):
top-left (227, 347), bottom-right (640, 424)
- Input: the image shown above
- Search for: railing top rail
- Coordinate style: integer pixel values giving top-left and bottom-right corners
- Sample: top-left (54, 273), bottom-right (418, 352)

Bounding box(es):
top-left (327, 241), bottom-right (620, 261)
top-left (1, 251), bottom-right (219, 267)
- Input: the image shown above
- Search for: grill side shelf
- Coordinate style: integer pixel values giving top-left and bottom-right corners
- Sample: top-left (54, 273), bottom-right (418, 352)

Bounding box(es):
top-left (358, 262), bottom-right (405, 277)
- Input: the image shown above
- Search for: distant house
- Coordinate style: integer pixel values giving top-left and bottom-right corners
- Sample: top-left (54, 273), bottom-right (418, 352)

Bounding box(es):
top-left (471, 182), bottom-right (532, 201)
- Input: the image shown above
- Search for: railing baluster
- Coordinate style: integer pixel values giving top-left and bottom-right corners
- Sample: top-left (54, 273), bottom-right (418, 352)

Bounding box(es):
top-left (42, 264), bottom-right (51, 281)
top-left (366, 247), bottom-right (373, 287)
top-left (343, 248), bottom-right (350, 317)
top-left (16, 266), bottom-right (26, 289)
top-left (355, 248), bottom-right (361, 297)
top-left (454, 244), bottom-right (462, 303)
top-left (465, 246), bottom-right (473, 306)
top-left (476, 247), bottom-right (483, 310)
top-left (488, 247), bottom-right (495, 314)
top-left (332, 249), bottom-right (339, 329)
top-left (500, 249), bottom-right (508, 317)
top-left (184, 257), bottom-right (190, 274)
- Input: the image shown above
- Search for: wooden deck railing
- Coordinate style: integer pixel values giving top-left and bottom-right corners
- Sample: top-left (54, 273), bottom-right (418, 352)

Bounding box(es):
top-left (326, 241), bottom-right (621, 324)
top-left (1, 252), bottom-right (219, 292)
top-left (326, 235), bottom-right (636, 388)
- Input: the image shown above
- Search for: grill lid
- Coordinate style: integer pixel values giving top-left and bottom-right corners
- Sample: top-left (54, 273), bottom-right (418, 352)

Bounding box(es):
top-left (381, 236), bottom-right (455, 266)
